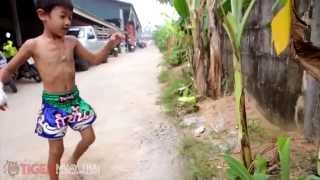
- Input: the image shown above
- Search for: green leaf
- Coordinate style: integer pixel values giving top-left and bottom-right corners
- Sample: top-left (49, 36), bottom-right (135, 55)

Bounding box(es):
top-left (178, 96), bottom-right (196, 104)
top-left (234, 66), bottom-right (242, 105)
top-left (231, 0), bottom-right (242, 22)
top-left (276, 137), bottom-right (291, 180)
top-left (238, 0), bottom-right (256, 46)
top-left (306, 175), bottom-right (320, 180)
top-left (272, 0), bottom-right (288, 13)
top-left (253, 173), bottom-right (268, 180)
top-left (218, 0), bottom-right (231, 17)
top-left (254, 155), bottom-right (267, 174)
top-left (224, 154), bottom-right (252, 180)
top-left (224, 13), bottom-right (239, 48)
top-left (173, 0), bottom-right (190, 19)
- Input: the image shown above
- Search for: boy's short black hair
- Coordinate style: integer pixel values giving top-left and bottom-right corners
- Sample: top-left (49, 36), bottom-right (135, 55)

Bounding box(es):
top-left (36, 0), bottom-right (74, 12)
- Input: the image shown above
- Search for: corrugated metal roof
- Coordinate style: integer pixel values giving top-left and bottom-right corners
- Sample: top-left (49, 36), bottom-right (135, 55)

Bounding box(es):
top-left (73, 8), bottom-right (121, 32)
top-left (72, 0), bottom-right (141, 28)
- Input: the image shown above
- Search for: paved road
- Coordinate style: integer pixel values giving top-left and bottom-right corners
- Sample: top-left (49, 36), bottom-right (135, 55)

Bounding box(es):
top-left (0, 45), bottom-right (184, 180)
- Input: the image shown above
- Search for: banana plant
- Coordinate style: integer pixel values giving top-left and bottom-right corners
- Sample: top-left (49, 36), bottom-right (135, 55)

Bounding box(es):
top-left (224, 137), bottom-right (291, 179)
top-left (219, 0), bottom-right (256, 168)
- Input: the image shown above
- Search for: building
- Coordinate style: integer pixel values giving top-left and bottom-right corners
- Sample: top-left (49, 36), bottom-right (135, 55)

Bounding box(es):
top-left (0, 0), bottom-right (117, 47)
top-left (72, 0), bottom-right (142, 38)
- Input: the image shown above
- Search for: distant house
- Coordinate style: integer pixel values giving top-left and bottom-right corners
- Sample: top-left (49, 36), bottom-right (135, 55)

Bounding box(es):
top-left (72, 0), bottom-right (142, 37)
top-left (0, 0), bottom-right (117, 47)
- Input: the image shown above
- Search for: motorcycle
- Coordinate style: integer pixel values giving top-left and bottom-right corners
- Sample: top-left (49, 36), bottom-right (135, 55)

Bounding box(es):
top-left (0, 52), bottom-right (17, 93)
top-left (15, 58), bottom-right (41, 83)
top-left (3, 40), bottom-right (41, 83)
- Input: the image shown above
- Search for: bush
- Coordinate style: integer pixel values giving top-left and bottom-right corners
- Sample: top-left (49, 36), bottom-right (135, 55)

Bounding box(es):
top-left (153, 20), bottom-right (192, 67)
top-left (159, 64), bottom-right (196, 114)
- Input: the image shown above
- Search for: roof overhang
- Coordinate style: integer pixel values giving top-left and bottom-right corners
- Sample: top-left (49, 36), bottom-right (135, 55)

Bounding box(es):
top-left (73, 8), bottom-right (121, 32)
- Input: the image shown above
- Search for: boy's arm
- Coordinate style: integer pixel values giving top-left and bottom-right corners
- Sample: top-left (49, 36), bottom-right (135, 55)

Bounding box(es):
top-left (0, 39), bottom-right (34, 110)
top-left (74, 32), bottom-right (124, 65)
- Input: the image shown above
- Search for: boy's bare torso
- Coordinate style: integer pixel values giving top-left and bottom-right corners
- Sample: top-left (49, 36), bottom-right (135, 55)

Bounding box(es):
top-left (31, 35), bottom-right (77, 93)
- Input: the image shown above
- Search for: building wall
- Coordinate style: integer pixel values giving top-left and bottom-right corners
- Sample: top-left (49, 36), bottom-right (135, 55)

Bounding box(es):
top-left (301, 0), bottom-right (320, 140)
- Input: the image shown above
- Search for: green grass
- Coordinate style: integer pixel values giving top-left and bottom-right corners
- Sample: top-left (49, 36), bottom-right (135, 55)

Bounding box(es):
top-left (158, 62), bottom-right (197, 115)
top-left (158, 69), bottom-right (171, 83)
top-left (161, 78), bottom-right (186, 113)
top-left (180, 135), bottom-right (218, 180)
top-left (248, 119), bottom-right (268, 143)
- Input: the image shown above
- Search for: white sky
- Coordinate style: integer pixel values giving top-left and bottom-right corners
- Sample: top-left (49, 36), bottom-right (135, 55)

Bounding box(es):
top-left (120, 0), bottom-right (178, 30)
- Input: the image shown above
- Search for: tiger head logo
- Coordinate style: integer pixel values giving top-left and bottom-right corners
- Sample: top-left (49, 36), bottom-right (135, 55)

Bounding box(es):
top-left (3, 160), bottom-right (20, 177)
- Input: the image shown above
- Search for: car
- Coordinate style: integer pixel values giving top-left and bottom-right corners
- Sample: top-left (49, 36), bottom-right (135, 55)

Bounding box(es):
top-left (67, 26), bottom-right (108, 71)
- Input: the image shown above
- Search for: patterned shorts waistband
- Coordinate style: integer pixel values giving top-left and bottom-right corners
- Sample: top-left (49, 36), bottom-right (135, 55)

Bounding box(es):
top-left (42, 86), bottom-right (79, 103)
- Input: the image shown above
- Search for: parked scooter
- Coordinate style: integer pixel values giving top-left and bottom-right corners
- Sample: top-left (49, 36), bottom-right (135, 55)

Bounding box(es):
top-left (15, 58), bottom-right (41, 83)
top-left (3, 40), bottom-right (41, 83)
top-left (0, 52), bottom-right (17, 93)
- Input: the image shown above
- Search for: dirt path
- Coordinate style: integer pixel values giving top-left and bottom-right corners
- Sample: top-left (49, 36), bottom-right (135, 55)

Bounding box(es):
top-left (0, 44), bottom-right (184, 180)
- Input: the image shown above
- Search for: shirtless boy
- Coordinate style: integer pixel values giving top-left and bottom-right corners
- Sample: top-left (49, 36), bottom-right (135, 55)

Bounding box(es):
top-left (0, 0), bottom-right (124, 179)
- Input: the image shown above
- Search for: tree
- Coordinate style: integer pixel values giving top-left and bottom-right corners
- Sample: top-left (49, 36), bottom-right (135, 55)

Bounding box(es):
top-left (207, 0), bottom-right (222, 98)
top-left (171, 0), bottom-right (223, 98)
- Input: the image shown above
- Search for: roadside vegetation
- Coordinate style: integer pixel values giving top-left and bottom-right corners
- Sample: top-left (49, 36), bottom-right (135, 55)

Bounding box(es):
top-left (154, 0), bottom-right (320, 179)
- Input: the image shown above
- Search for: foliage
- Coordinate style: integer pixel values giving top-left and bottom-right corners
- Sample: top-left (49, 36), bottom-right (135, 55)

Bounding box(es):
top-left (153, 23), bottom-right (174, 52)
top-left (2, 40), bottom-right (17, 59)
top-left (224, 137), bottom-right (291, 180)
top-left (173, 0), bottom-right (190, 19)
top-left (160, 68), bottom-right (196, 114)
top-left (224, 154), bottom-right (268, 180)
top-left (219, 0), bottom-right (256, 50)
top-left (277, 136), bottom-right (291, 180)
top-left (272, 0), bottom-right (288, 13)
top-left (219, 0), bottom-right (257, 168)
top-left (154, 20), bottom-right (192, 67)
top-left (180, 135), bottom-right (218, 179)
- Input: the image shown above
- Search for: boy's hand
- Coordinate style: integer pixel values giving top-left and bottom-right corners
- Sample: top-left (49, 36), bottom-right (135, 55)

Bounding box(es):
top-left (109, 32), bottom-right (125, 48)
top-left (0, 82), bottom-right (8, 111)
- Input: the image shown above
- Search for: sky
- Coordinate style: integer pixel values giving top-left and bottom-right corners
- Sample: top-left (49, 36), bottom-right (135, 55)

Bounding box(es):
top-left (120, 0), bottom-right (178, 30)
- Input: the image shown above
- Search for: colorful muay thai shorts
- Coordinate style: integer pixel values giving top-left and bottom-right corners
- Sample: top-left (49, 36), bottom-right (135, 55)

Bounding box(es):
top-left (35, 86), bottom-right (96, 139)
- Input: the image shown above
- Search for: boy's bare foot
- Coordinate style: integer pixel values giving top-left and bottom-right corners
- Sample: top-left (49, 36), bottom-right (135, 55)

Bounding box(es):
top-left (65, 160), bottom-right (84, 180)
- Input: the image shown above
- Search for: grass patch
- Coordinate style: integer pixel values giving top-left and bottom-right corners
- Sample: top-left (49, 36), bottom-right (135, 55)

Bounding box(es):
top-left (158, 69), bottom-right (171, 83)
top-left (180, 135), bottom-right (218, 180)
top-left (161, 78), bottom-right (185, 113)
top-left (248, 119), bottom-right (268, 142)
top-left (158, 60), bottom-right (197, 115)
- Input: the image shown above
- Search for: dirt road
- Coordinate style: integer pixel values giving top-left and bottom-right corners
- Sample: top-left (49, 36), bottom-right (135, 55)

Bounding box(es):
top-left (0, 44), bottom-right (184, 180)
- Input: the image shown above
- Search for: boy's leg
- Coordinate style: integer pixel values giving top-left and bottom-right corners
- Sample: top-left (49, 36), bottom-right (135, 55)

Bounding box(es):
top-left (69, 126), bottom-right (96, 164)
top-left (48, 139), bottom-right (64, 180)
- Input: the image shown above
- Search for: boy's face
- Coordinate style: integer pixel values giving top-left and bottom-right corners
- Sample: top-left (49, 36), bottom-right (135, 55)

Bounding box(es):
top-left (38, 6), bottom-right (73, 37)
